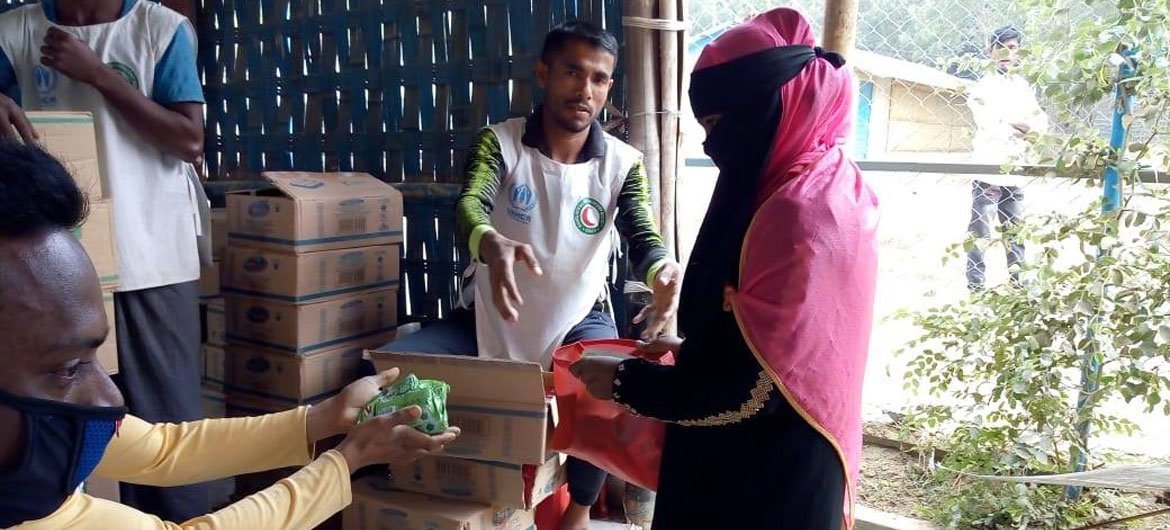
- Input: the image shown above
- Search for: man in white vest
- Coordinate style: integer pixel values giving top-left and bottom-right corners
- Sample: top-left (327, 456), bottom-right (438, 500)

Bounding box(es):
top-left (382, 21), bottom-right (681, 530)
top-left (0, 0), bottom-right (209, 520)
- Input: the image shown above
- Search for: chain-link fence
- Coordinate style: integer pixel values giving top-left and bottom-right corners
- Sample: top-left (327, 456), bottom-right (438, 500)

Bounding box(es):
top-left (680, 0), bottom-right (1170, 459)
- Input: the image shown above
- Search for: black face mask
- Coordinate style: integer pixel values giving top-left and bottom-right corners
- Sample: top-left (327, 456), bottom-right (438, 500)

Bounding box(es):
top-left (701, 104), bottom-right (781, 174)
top-left (0, 389), bottom-right (126, 527)
top-left (681, 45), bottom-right (844, 334)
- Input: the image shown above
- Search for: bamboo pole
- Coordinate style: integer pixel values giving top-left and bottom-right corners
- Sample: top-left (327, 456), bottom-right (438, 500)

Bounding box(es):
top-left (657, 0), bottom-right (680, 261)
top-left (625, 0), bottom-right (662, 226)
top-left (822, 0), bottom-right (860, 58)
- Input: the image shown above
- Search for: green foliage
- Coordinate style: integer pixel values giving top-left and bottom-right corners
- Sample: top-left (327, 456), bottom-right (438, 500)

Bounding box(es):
top-left (898, 1), bottom-right (1170, 527)
top-left (1016, 0), bottom-right (1170, 170)
top-left (899, 192), bottom-right (1170, 527)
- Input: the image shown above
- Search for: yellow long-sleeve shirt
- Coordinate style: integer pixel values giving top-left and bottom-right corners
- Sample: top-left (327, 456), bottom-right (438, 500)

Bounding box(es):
top-left (9, 408), bottom-right (352, 530)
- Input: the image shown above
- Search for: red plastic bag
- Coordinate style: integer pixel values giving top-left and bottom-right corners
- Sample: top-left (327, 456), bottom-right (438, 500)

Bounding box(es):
top-left (534, 485), bottom-right (570, 529)
top-left (550, 339), bottom-right (673, 491)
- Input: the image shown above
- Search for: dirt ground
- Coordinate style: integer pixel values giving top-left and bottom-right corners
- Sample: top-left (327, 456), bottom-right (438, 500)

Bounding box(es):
top-left (858, 424), bottom-right (1170, 529)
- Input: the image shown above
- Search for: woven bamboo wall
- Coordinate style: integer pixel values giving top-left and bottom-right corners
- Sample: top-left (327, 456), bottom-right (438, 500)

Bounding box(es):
top-left (197, 0), bottom-right (624, 183)
top-left (1, 0), bottom-right (627, 323)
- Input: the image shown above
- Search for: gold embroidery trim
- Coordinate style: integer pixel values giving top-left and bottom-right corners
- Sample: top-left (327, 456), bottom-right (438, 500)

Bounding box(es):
top-left (618, 371), bottom-right (774, 427)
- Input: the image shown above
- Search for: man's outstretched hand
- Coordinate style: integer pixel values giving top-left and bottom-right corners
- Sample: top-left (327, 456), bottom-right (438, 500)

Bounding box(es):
top-left (479, 230), bottom-right (542, 322)
top-left (633, 262), bottom-right (681, 340)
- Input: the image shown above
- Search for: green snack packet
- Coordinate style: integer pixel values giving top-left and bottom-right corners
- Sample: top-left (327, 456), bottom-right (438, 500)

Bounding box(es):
top-left (356, 373), bottom-right (450, 435)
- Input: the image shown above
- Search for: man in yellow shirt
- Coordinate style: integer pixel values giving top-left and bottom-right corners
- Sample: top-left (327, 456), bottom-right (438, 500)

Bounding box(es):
top-left (0, 142), bottom-right (460, 530)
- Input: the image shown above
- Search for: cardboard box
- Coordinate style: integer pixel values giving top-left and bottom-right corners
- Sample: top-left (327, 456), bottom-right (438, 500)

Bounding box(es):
top-left (225, 289), bottom-right (398, 354)
top-left (99, 290), bottom-right (118, 374)
top-left (227, 172), bottom-right (403, 254)
top-left (198, 259), bottom-right (219, 297)
top-left (210, 208), bottom-right (228, 260)
top-left (204, 301), bottom-right (227, 347)
top-left (386, 453), bottom-right (565, 510)
top-left (225, 388), bottom-right (334, 417)
top-left (369, 352), bottom-right (550, 465)
top-left (222, 245), bottom-right (401, 303)
top-left (202, 383), bottom-right (226, 418)
top-left (28, 112), bottom-right (104, 199)
top-left (205, 297), bottom-right (226, 311)
top-left (200, 260), bottom-right (221, 299)
top-left (345, 476), bottom-right (534, 530)
top-left (75, 200), bottom-right (120, 289)
top-left (223, 338), bottom-right (388, 402)
top-left (203, 344), bottom-right (226, 386)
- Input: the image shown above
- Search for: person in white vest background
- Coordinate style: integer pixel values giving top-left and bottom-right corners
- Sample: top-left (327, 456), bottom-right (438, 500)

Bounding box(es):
top-left (0, 0), bottom-right (210, 520)
top-left (381, 20), bottom-right (681, 530)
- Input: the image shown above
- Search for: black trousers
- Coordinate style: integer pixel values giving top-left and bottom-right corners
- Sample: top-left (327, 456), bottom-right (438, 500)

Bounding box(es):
top-left (113, 281), bottom-right (210, 521)
top-left (967, 180), bottom-right (1025, 288)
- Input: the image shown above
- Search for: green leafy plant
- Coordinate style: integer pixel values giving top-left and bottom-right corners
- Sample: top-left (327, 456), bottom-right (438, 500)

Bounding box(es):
top-left (897, 0), bottom-right (1170, 528)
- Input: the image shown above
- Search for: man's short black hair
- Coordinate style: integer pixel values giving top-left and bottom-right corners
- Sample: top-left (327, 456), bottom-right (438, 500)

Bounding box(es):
top-left (541, 20), bottom-right (619, 65)
top-left (0, 142), bottom-right (88, 239)
top-left (990, 26), bottom-right (1022, 48)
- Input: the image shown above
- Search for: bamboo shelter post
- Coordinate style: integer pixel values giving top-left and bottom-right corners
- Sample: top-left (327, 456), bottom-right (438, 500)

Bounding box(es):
top-left (624, 0), bottom-right (662, 225)
top-left (823, 0), bottom-right (860, 57)
top-left (657, 0), bottom-right (682, 261)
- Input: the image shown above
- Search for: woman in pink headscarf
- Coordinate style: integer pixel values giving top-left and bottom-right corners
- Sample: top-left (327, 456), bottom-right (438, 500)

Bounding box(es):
top-left (571, 8), bottom-right (879, 529)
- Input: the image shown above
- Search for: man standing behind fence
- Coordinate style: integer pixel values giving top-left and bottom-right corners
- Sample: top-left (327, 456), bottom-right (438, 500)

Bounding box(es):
top-left (965, 26), bottom-right (1048, 290)
top-left (0, 0), bottom-right (209, 521)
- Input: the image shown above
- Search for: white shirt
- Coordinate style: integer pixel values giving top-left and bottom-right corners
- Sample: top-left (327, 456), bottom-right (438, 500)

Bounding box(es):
top-left (0, 2), bottom-right (200, 291)
top-left (967, 72), bottom-right (1049, 186)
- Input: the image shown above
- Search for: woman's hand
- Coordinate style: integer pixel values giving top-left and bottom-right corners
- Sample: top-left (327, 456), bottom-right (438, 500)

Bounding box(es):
top-left (570, 355), bottom-right (625, 400)
top-left (307, 369), bottom-right (402, 444)
top-left (636, 335), bottom-right (683, 361)
top-left (334, 407), bottom-right (460, 471)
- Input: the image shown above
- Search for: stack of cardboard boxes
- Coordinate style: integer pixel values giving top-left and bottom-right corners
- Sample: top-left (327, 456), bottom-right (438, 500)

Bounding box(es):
top-left (29, 112), bottom-right (120, 375)
top-left (201, 208), bottom-right (229, 419)
top-left (197, 209), bottom-right (236, 509)
top-left (33, 111), bottom-right (123, 504)
top-left (221, 172), bottom-right (402, 506)
top-left (221, 172), bottom-right (403, 416)
top-left (343, 351), bottom-right (567, 530)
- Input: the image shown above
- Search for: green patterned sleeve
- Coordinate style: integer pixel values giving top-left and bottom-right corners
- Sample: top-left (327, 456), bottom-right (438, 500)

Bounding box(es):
top-left (456, 128), bottom-right (505, 262)
top-left (614, 160), bottom-right (670, 284)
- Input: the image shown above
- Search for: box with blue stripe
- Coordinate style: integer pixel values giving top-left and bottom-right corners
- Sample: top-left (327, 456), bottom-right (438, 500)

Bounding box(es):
top-left (225, 288), bottom-right (398, 355)
top-left (222, 244), bottom-right (400, 304)
top-left (369, 351), bottom-right (552, 466)
top-left (226, 172), bottom-right (404, 254)
top-left (386, 453), bottom-right (565, 510)
top-left (346, 476), bottom-right (535, 530)
top-left (224, 338), bottom-right (390, 402)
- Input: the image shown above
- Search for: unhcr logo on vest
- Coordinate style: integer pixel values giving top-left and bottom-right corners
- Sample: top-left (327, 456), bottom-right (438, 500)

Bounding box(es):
top-left (507, 183), bottom-right (535, 225)
top-left (34, 65), bottom-right (58, 106)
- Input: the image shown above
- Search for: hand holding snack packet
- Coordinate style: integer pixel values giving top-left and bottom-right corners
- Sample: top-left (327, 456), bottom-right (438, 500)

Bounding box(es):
top-left (356, 373), bottom-right (451, 435)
